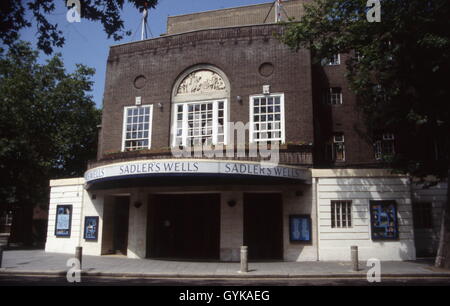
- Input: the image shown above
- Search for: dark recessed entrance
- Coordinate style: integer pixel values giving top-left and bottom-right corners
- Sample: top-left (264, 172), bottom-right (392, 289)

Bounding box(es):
top-left (113, 196), bottom-right (130, 255)
top-left (244, 193), bottom-right (283, 260)
top-left (147, 194), bottom-right (220, 260)
top-left (101, 196), bottom-right (129, 255)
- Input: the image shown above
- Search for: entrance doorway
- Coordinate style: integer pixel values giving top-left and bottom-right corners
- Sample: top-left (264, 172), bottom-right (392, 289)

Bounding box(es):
top-left (148, 194), bottom-right (220, 260)
top-left (113, 196), bottom-right (129, 255)
top-left (243, 193), bottom-right (283, 260)
top-left (101, 196), bottom-right (129, 255)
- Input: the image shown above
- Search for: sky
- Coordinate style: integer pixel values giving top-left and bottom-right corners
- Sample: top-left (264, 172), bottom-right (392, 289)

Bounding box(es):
top-left (19, 0), bottom-right (273, 109)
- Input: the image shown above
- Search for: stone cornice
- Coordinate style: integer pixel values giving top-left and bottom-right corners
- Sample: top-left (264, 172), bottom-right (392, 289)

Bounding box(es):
top-left (108, 24), bottom-right (286, 60)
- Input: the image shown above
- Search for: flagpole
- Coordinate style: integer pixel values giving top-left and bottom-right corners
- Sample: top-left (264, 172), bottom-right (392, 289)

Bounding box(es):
top-left (275, 0), bottom-right (283, 23)
top-left (141, 5), bottom-right (148, 40)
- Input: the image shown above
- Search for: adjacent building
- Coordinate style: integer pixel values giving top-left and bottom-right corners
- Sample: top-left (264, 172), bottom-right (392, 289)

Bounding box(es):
top-left (45, 0), bottom-right (446, 261)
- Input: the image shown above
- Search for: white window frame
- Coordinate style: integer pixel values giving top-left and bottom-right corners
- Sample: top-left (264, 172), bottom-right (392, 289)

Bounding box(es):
top-left (121, 104), bottom-right (153, 152)
top-left (324, 87), bottom-right (343, 105)
top-left (331, 200), bottom-right (353, 228)
top-left (374, 133), bottom-right (395, 160)
top-left (323, 54), bottom-right (340, 66)
top-left (332, 133), bottom-right (345, 161)
top-left (249, 93), bottom-right (286, 144)
top-left (171, 99), bottom-right (229, 147)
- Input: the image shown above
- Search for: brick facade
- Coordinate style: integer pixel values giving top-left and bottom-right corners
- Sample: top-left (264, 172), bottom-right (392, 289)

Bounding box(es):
top-left (96, 2), bottom-right (382, 168)
top-left (99, 24), bottom-right (314, 162)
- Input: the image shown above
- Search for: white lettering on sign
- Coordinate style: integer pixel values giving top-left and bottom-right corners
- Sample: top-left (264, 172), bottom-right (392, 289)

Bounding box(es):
top-left (84, 160), bottom-right (310, 183)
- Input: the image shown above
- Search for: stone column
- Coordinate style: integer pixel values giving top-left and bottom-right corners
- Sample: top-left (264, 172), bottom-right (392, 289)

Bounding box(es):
top-left (220, 191), bottom-right (243, 261)
top-left (127, 189), bottom-right (148, 259)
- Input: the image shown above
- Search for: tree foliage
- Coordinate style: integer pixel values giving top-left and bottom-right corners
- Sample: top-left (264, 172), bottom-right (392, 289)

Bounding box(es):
top-left (0, 41), bottom-right (101, 211)
top-left (0, 0), bottom-right (159, 54)
top-left (281, 0), bottom-right (449, 179)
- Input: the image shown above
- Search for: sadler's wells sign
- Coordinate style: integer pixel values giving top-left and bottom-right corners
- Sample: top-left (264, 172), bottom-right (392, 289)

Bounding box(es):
top-left (84, 159), bottom-right (310, 183)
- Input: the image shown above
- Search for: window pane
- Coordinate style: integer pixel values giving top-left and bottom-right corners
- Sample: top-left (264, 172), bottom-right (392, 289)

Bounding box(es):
top-left (251, 95), bottom-right (283, 141)
top-left (123, 106), bottom-right (151, 150)
top-left (331, 201), bottom-right (352, 228)
top-left (173, 101), bottom-right (227, 146)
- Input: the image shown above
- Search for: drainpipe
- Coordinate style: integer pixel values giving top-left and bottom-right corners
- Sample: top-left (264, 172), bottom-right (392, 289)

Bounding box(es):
top-left (313, 176), bottom-right (320, 261)
top-left (408, 174), bottom-right (417, 258)
top-left (78, 181), bottom-right (85, 248)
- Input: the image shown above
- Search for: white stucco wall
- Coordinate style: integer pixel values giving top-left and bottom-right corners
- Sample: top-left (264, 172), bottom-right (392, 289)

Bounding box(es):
top-left (283, 185), bottom-right (318, 261)
top-left (313, 169), bottom-right (416, 261)
top-left (46, 169), bottom-right (429, 262)
top-left (45, 178), bottom-right (85, 254)
top-left (79, 191), bottom-right (104, 256)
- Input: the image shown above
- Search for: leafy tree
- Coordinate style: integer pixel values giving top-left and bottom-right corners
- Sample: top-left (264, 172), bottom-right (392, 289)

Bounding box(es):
top-left (281, 0), bottom-right (449, 267)
top-left (0, 0), bottom-right (159, 54)
top-left (0, 41), bottom-right (101, 245)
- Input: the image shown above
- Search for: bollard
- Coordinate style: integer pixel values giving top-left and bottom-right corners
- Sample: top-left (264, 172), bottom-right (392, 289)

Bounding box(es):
top-left (75, 246), bottom-right (83, 270)
top-left (240, 246), bottom-right (248, 273)
top-left (351, 245), bottom-right (359, 271)
top-left (0, 245), bottom-right (4, 268)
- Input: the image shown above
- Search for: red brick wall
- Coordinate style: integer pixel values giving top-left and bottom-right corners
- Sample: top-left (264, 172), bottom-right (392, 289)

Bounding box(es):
top-left (98, 24), bottom-right (380, 167)
top-left (99, 25), bottom-right (314, 160)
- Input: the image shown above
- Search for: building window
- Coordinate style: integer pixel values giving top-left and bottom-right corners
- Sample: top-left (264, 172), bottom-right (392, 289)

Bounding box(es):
top-left (250, 94), bottom-right (285, 143)
top-left (323, 54), bottom-right (340, 65)
top-left (172, 99), bottom-right (227, 147)
top-left (331, 200), bottom-right (352, 228)
top-left (374, 133), bottom-right (395, 160)
top-left (122, 105), bottom-right (153, 151)
top-left (331, 133), bottom-right (345, 161)
top-left (1, 210), bottom-right (12, 226)
top-left (324, 87), bottom-right (342, 105)
top-left (413, 202), bottom-right (433, 229)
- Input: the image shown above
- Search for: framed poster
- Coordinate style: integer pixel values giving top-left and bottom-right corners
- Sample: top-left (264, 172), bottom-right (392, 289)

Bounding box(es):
top-left (84, 216), bottom-right (99, 241)
top-left (289, 215), bottom-right (312, 243)
top-left (370, 200), bottom-right (399, 240)
top-left (55, 205), bottom-right (72, 237)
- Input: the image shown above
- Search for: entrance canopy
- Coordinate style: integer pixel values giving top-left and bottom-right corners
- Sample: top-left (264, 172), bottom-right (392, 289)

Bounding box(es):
top-left (84, 159), bottom-right (311, 190)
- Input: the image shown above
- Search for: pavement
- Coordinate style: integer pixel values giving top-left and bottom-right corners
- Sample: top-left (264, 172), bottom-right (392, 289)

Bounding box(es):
top-left (1, 250), bottom-right (450, 279)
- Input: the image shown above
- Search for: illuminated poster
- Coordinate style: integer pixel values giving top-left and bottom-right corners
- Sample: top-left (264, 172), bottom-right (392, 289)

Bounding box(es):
top-left (84, 216), bottom-right (99, 241)
top-left (289, 215), bottom-right (312, 242)
top-left (370, 200), bottom-right (399, 240)
top-left (55, 205), bottom-right (72, 237)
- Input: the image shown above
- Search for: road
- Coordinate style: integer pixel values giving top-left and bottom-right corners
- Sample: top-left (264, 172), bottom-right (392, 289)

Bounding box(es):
top-left (1, 274), bottom-right (450, 286)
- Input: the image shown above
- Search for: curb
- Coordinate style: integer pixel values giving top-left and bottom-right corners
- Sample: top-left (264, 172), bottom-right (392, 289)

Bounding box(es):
top-left (1, 269), bottom-right (450, 279)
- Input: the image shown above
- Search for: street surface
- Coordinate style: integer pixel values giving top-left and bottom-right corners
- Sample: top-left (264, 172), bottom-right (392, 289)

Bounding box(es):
top-left (1, 274), bottom-right (450, 286)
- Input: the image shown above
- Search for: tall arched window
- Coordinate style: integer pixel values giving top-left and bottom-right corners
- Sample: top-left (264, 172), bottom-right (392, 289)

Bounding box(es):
top-left (171, 65), bottom-right (230, 147)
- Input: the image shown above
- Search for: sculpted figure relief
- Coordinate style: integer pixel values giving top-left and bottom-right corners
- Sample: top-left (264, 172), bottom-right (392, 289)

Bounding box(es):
top-left (177, 70), bottom-right (226, 95)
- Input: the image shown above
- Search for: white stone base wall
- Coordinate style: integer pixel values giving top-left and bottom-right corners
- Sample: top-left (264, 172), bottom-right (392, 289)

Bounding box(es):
top-left (79, 190), bottom-right (104, 256)
top-left (283, 185), bottom-right (318, 261)
top-left (313, 169), bottom-right (416, 261)
top-left (45, 178), bottom-right (85, 254)
top-left (45, 169), bottom-right (439, 262)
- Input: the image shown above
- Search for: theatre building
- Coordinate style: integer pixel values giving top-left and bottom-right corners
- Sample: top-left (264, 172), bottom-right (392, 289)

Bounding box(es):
top-left (45, 0), bottom-right (447, 261)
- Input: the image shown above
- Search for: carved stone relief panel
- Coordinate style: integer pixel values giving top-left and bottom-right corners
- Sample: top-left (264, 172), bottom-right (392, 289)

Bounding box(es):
top-left (176, 70), bottom-right (226, 95)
